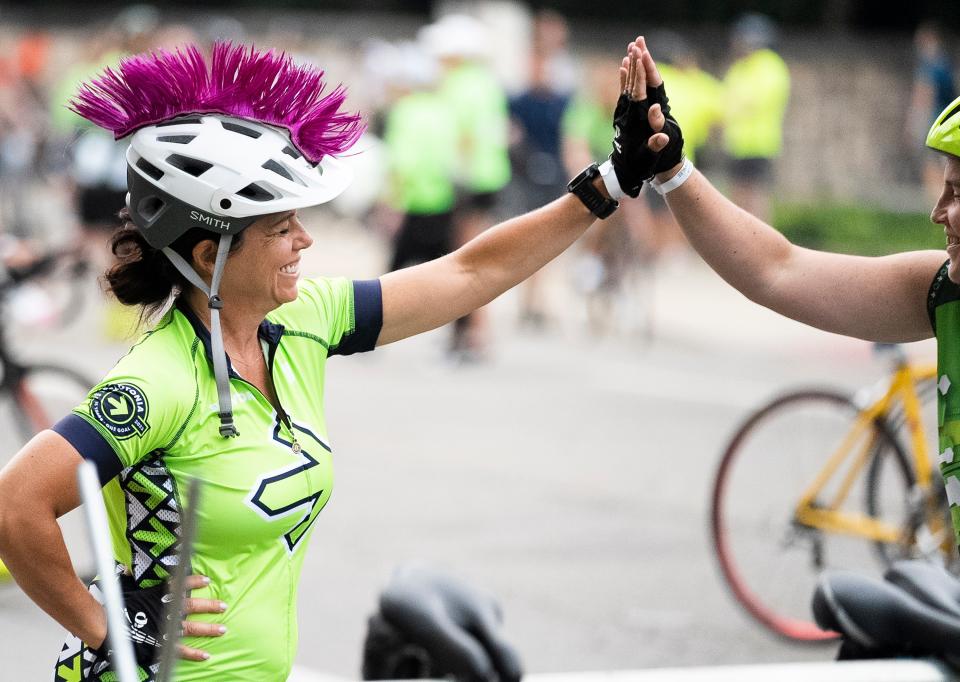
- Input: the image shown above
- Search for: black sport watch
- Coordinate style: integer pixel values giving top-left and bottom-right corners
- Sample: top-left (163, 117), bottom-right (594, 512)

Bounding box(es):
top-left (566, 163), bottom-right (618, 219)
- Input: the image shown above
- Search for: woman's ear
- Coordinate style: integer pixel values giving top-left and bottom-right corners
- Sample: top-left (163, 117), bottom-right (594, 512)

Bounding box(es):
top-left (191, 239), bottom-right (218, 281)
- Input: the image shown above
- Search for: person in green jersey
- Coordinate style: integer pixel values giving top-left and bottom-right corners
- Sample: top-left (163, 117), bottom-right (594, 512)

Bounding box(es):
top-left (644, 33), bottom-right (723, 256)
top-left (721, 14), bottom-right (790, 222)
top-left (381, 43), bottom-right (459, 272)
top-left (420, 13), bottom-right (513, 360)
top-left (622, 36), bottom-right (960, 564)
top-left (0, 39), bottom-right (661, 681)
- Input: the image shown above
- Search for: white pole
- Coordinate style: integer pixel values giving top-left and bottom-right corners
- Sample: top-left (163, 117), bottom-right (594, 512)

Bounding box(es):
top-left (156, 477), bottom-right (201, 682)
top-left (77, 460), bottom-right (138, 682)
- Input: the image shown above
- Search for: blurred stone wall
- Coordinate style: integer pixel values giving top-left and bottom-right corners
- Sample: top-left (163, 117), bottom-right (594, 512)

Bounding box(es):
top-left (2, 4), bottom-right (953, 212)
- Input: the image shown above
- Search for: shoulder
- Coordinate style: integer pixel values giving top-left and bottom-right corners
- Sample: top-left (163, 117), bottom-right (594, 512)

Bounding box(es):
top-left (273, 277), bottom-right (383, 356)
top-left (273, 277), bottom-right (351, 322)
top-left (63, 309), bottom-right (203, 471)
top-left (111, 310), bottom-right (200, 385)
top-left (93, 310), bottom-right (201, 427)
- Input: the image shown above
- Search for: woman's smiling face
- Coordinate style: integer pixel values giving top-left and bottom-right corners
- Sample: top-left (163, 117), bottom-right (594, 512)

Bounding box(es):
top-left (220, 210), bottom-right (314, 312)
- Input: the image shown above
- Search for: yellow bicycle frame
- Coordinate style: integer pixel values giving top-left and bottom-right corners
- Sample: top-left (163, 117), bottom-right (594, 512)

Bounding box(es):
top-left (794, 362), bottom-right (944, 548)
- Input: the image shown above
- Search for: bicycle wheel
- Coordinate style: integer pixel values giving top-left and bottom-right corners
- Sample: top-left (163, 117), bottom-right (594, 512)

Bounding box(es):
top-left (866, 375), bottom-right (954, 567)
top-left (711, 389), bottom-right (914, 642)
top-left (0, 363), bottom-right (94, 449)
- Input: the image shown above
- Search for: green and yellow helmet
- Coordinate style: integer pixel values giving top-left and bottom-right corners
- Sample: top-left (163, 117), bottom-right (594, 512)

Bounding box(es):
top-left (927, 95), bottom-right (960, 157)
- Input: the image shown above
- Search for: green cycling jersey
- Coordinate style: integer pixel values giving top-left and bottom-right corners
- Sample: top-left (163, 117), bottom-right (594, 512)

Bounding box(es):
top-left (53, 276), bottom-right (382, 681)
top-left (928, 261), bottom-right (960, 554)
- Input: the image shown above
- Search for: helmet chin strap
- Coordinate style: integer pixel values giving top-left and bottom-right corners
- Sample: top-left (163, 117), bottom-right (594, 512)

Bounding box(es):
top-left (162, 235), bottom-right (238, 437)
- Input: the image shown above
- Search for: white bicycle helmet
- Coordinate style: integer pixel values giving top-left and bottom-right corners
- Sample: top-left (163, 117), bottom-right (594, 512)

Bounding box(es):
top-left (127, 114), bottom-right (354, 248)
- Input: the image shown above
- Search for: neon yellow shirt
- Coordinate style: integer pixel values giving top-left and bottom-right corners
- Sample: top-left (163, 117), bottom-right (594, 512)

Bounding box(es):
top-left (562, 96), bottom-right (611, 162)
top-left (438, 61), bottom-right (511, 193)
top-left (658, 64), bottom-right (723, 163)
top-left (722, 49), bottom-right (791, 159)
top-left (384, 91), bottom-right (458, 215)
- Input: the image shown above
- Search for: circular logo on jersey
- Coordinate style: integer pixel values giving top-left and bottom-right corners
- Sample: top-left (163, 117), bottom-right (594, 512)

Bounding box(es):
top-left (90, 383), bottom-right (150, 440)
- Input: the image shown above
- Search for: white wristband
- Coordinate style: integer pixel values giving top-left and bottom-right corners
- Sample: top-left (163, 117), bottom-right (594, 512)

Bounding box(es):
top-left (651, 158), bottom-right (694, 195)
top-left (598, 159), bottom-right (626, 201)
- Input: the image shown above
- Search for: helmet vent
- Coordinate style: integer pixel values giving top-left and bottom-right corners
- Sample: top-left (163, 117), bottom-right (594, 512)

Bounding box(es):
top-left (262, 159), bottom-right (294, 182)
top-left (236, 183), bottom-right (275, 202)
top-left (157, 134), bottom-right (196, 144)
top-left (135, 157), bottom-right (164, 181)
top-left (156, 117), bottom-right (203, 127)
top-left (137, 196), bottom-right (165, 221)
top-left (281, 145), bottom-right (302, 160)
top-left (166, 154), bottom-right (213, 177)
top-left (221, 121), bottom-right (262, 139)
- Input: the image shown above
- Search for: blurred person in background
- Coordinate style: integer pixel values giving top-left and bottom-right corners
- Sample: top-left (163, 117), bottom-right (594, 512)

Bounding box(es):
top-left (381, 43), bottom-right (458, 275)
top-left (420, 13), bottom-right (512, 362)
top-left (49, 7), bottom-right (198, 340)
top-left (645, 31), bottom-right (722, 255)
top-left (508, 10), bottom-right (573, 329)
top-left (562, 58), bottom-right (657, 337)
top-left (721, 13), bottom-right (790, 223)
top-left (906, 21), bottom-right (956, 202)
top-left (1, 29), bottom-right (56, 239)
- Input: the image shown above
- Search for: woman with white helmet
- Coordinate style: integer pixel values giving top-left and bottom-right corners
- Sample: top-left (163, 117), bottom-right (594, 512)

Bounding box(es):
top-left (627, 35), bottom-right (960, 562)
top-left (0, 40), bottom-right (654, 681)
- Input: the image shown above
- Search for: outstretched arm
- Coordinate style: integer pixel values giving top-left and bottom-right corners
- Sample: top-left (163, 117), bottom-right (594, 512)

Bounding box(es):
top-left (375, 44), bottom-right (657, 347)
top-left (377, 193), bottom-right (597, 346)
top-left (635, 37), bottom-right (944, 343)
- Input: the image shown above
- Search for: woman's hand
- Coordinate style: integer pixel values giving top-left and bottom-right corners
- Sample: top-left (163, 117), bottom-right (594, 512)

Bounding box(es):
top-left (608, 36), bottom-right (685, 195)
top-left (178, 573), bottom-right (228, 661)
top-left (90, 573), bottom-right (227, 672)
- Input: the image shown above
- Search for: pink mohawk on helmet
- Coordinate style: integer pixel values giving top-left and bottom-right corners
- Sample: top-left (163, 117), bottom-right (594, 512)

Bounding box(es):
top-left (70, 41), bottom-right (365, 164)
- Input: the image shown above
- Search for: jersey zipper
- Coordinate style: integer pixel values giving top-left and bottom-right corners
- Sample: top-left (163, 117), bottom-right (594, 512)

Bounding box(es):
top-left (263, 338), bottom-right (302, 454)
top-left (232, 338), bottom-right (301, 454)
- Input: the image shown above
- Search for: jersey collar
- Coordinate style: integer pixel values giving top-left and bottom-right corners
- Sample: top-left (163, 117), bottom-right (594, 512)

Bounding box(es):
top-left (175, 299), bottom-right (285, 377)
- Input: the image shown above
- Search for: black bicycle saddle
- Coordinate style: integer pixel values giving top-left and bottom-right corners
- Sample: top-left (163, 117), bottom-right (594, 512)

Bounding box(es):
top-left (362, 563), bottom-right (523, 682)
top-left (813, 560), bottom-right (960, 664)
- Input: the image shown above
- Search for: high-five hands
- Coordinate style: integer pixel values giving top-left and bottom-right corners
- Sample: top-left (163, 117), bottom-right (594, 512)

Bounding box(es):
top-left (608, 36), bottom-right (685, 197)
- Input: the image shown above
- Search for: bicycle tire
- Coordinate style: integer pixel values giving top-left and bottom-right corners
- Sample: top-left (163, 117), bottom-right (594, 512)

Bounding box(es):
top-left (711, 389), bottom-right (914, 642)
top-left (865, 375), bottom-right (952, 566)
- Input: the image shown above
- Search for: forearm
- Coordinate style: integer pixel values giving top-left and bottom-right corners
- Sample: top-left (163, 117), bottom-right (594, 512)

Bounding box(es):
top-left (662, 167), bottom-right (794, 307)
top-left (453, 191), bottom-right (597, 308)
top-left (0, 508), bottom-right (106, 647)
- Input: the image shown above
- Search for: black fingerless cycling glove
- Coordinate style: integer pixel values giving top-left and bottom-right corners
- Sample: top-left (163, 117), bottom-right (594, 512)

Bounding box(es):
top-left (609, 83), bottom-right (686, 197)
top-left (610, 94), bottom-right (662, 197)
top-left (644, 83), bottom-right (685, 173)
top-left (89, 579), bottom-right (168, 680)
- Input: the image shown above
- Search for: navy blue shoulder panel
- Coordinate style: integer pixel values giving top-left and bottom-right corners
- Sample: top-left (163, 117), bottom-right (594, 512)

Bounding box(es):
top-left (330, 279), bottom-right (383, 356)
top-left (52, 414), bottom-right (123, 483)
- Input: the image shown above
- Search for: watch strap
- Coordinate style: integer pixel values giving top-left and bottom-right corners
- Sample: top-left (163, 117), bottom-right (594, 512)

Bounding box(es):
top-left (567, 163), bottom-right (618, 219)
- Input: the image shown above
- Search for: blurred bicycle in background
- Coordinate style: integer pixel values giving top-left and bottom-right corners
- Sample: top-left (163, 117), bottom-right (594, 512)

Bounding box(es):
top-left (711, 343), bottom-right (952, 642)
